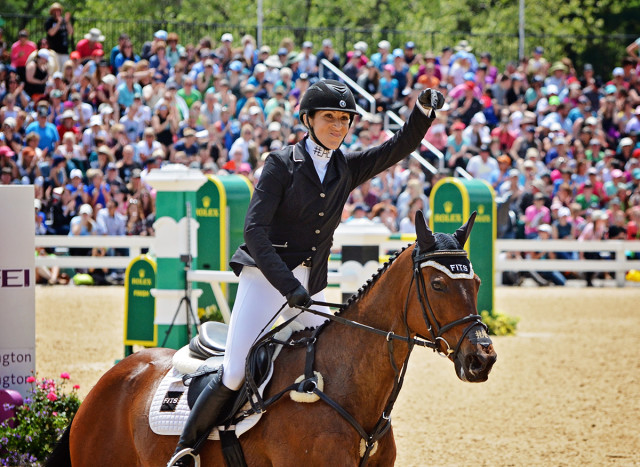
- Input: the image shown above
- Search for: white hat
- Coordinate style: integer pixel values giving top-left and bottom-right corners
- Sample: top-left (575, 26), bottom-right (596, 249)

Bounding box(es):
top-left (70, 168), bottom-right (83, 179)
top-left (612, 67), bottom-right (624, 77)
top-left (470, 112), bottom-right (486, 125)
top-left (267, 121), bottom-right (281, 132)
top-left (37, 49), bottom-right (50, 60)
top-left (79, 204), bottom-right (93, 216)
top-left (537, 224), bottom-right (552, 234)
top-left (52, 71), bottom-right (63, 79)
top-left (221, 33), bottom-right (233, 42)
top-left (302, 41), bottom-right (313, 48)
top-left (89, 115), bottom-right (102, 126)
top-left (101, 74), bottom-right (116, 86)
top-left (84, 28), bottom-right (105, 42)
top-left (354, 41), bottom-right (368, 52)
top-left (34, 199), bottom-right (42, 210)
top-left (61, 109), bottom-right (77, 120)
top-left (154, 30), bottom-right (168, 40)
top-left (254, 63), bottom-right (267, 74)
top-left (545, 84), bottom-right (559, 95)
top-left (558, 207), bottom-right (571, 217)
top-left (248, 105), bottom-right (262, 116)
top-left (378, 40), bottom-right (391, 50)
top-left (620, 137), bottom-right (633, 147)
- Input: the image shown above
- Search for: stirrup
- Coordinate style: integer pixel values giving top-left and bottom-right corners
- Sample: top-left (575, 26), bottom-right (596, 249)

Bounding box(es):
top-left (167, 447), bottom-right (201, 467)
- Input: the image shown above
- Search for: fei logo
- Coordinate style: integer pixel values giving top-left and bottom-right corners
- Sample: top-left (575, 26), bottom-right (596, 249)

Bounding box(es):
top-left (0, 269), bottom-right (31, 288)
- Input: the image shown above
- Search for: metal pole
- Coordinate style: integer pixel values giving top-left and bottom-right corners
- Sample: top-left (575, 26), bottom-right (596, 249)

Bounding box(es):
top-left (257, 0), bottom-right (263, 47)
top-left (518, 0), bottom-right (525, 60)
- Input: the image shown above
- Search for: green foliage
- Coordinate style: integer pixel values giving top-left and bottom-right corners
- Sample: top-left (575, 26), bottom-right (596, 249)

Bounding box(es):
top-left (0, 374), bottom-right (81, 466)
top-left (198, 304), bottom-right (224, 324)
top-left (480, 310), bottom-right (519, 336)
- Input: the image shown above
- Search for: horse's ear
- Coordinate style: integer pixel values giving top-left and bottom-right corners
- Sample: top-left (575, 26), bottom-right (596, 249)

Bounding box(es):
top-left (415, 210), bottom-right (436, 251)
top-left (453, 211), bottom-right (477, 247)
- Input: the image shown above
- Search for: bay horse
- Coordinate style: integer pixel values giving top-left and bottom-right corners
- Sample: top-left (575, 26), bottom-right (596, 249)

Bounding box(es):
top-left (46, 211), bottom-right (496, 466)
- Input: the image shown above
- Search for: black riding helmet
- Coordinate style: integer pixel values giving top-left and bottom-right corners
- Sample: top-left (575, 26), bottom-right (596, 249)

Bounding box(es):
top-left (299, 79), bottom-right (359, 149)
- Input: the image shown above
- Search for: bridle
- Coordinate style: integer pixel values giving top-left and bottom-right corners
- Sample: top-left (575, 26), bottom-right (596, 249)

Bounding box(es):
top-left (241, 243), bottom-right (487, 466)
top-left (410, 246), bottom-right (487, 361)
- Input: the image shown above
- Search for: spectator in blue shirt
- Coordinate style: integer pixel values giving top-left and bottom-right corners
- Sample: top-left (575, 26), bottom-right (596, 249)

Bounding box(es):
top-left (25, 104), bottom-right (59, 154)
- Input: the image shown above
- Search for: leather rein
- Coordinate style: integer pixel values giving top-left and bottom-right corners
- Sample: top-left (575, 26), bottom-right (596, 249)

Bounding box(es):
top-left (242, 246), bottom-right (486, 466)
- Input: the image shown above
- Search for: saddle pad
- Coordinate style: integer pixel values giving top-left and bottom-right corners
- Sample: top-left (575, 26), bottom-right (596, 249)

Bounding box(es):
top-left (149, 321), bottom-right (300, 440)
top-left (149, 366), bottom-right (270, 440)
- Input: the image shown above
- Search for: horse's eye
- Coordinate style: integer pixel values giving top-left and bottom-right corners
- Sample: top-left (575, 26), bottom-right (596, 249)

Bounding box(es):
top-left (431, 279), bottom-right (446, 291)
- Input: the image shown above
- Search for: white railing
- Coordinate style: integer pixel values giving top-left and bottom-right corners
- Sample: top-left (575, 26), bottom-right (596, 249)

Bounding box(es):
top-left (35, 235), bottom-right (153, 269)
top-left (34, 235), bottom-right (640, 287)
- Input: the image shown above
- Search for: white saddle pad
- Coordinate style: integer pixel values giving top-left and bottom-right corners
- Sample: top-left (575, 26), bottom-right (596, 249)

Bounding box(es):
top-left (149, 324), bottom-right (298, 439)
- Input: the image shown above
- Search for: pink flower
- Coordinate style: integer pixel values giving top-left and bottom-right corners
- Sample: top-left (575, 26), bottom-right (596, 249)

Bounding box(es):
top-left (47, 392), bottom-right (58, 402)
top-left (46, 379), bottom-right (56, 389)
top-left (52, 411), bottom-right (58, 416)
top-left (26, 376), bottom-right (36, 383)
top-left (73, 385), bottom-right (80, 390)
top-left (60, 372), bottom-right (70, 380)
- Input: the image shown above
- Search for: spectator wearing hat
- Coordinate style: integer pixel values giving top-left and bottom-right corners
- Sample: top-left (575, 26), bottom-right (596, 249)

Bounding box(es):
top-left (298, 41), bottom-right (318, 77)
top-left (76, 28), bottom-right (104, 59)
top-left (56, 108), bottom-right (78, 140)
top-left (163, 32), bottom-right (184, 68)
top-left (83, 167), bottom-right (111, 210)
top-left (451, 79), bottom-right (482, 126)
top-left (524, 192), bottom-right (551, 239)
top-left (316, 39), bottom-right (341, 80)
top-left (446, 121), bottom-right (470, 170)
top-left (466, 143), bottom-right (499, 182)
top-left (526, 46), bottom-right (548, 77)
top-left (2, 117), bottom-right (23, 156)
top-left (170, 127), bottom-right (200, 161)
top-left (24, 49), bottom-right (50, 100)
top-left (0, 145), bottom-right (18, 179)
top-left (140, 30), bottom-right (167, 62)
top-left (25, 104), bottom-right (59, 153)
top-left (45, 2), bottom-right (73, 70)
top-left (11, 30), bottom-right (37, 83)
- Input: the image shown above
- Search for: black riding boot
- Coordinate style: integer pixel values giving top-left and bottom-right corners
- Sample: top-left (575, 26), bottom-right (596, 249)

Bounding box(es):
top-left (169, 372), bottom-right (237, 466)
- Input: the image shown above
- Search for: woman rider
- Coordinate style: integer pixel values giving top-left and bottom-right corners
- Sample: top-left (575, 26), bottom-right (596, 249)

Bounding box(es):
top-left (169, 79), bottom-right (444, 465)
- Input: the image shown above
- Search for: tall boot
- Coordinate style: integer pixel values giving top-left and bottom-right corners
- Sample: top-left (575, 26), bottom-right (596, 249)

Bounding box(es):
top-left (168, 371), bottom-right (237, 467)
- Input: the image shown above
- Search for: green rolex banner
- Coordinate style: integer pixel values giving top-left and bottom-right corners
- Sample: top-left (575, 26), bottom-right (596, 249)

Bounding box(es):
top-left (196, 175), bottom-right (252, 315)
top-left (124, 254), bottom-right (157, 347)
top-left (430, 178), bottom-right (496, 315)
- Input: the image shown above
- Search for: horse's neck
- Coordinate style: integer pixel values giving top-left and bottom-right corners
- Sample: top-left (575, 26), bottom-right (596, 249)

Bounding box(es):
top-left (318, 251), bottom-right (413, 427)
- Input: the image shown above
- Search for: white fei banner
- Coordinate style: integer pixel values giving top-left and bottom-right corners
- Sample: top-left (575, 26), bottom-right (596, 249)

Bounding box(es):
top-left (0, 186), bottom-right (36, 397)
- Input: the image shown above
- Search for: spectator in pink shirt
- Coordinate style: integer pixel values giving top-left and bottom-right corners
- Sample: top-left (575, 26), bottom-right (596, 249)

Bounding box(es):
top-left (11, 30), bottom-right (37, 82)
top-left (524, 192), bottom-right (551, 238)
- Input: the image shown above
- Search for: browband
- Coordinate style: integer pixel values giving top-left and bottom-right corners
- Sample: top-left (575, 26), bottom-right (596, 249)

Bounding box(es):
top-left (414, 250), bottom-right (474, 280)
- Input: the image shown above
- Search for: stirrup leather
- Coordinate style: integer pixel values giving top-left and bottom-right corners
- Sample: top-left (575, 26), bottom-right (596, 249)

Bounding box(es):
top-left (167, 447), bottom-right (201, 467)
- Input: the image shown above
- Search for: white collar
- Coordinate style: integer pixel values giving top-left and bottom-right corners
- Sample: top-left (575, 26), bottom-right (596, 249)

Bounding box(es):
top-left (305, 137), bottom-right (333, 159)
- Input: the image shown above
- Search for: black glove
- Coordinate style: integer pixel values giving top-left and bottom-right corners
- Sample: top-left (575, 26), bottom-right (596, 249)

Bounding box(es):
top-left (418, 88), bottom-right (445, 111)
top-left (286, 285), bottom-right (312, 308)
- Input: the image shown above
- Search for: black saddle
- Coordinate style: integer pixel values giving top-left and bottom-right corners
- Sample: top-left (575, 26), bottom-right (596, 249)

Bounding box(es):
top-left (188, 321), bottom-right (228, 359)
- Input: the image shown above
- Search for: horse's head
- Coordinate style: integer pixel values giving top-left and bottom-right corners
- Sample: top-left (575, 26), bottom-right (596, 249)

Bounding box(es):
top-left (407, 210), bottom-right (496, 382)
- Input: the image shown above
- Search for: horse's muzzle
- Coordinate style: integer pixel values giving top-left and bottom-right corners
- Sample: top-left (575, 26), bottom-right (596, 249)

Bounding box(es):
top-left (455, 342), bottom-right (496, 383)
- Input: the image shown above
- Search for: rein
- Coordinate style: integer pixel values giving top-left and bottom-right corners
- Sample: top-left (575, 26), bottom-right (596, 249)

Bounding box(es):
top-left (242, 246), bottom-right (486, 466)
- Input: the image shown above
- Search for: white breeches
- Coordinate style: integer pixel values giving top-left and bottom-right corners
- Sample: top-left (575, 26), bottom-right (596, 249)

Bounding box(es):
top-left (221, 265), bottom-right (329, 390)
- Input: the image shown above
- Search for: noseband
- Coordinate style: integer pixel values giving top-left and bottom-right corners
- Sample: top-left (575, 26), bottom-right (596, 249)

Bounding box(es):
top-left (410, 246), bottom-right (487, 362)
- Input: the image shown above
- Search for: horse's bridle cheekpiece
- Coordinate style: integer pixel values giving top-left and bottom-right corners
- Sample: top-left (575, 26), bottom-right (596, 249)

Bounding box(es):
top-left (411, 246), bottom-right (489, 359)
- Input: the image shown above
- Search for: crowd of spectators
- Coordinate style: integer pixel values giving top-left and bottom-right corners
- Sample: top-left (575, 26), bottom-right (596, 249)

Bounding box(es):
top-left (1, 5), bottom-right (640, 286)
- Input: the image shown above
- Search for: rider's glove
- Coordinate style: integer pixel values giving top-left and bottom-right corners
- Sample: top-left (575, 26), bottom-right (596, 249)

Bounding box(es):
top-left (417, 88), bottom-right (445, 111)
top-left (286, 285), bottom-right (312, 308)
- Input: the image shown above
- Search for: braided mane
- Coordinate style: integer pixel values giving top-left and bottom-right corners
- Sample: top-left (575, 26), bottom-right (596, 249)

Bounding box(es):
top-left (341, 243), bottom-right (413, 312)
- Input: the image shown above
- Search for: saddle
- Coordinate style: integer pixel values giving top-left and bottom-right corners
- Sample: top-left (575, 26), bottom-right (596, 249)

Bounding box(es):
top-left (181, 321), bottom-right (281, 424)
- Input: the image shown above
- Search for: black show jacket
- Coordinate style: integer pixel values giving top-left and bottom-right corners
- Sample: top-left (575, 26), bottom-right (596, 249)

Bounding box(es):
top-left (230, 105), bottom-right (435, 296)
